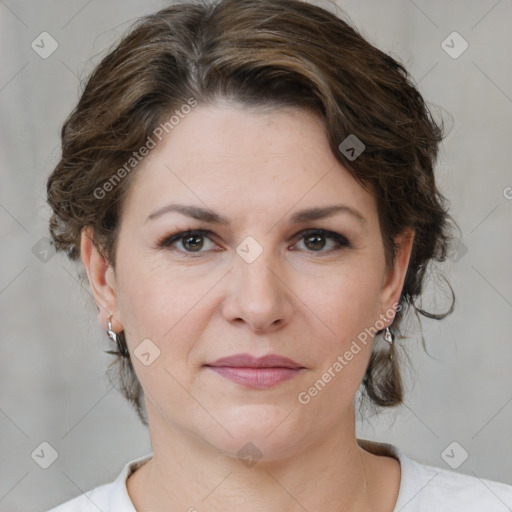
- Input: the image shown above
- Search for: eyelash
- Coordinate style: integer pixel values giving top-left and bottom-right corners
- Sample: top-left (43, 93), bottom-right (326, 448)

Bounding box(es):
top-left (156, 228), bottom-right (351, 256)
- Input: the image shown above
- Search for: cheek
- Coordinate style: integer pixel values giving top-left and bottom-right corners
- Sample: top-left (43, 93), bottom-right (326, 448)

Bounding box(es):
top-left (309, 263), bottom-right (383, 343)
top-left (115, 248), bottom-right (180, 324)
top-left (298, 273), bottom-right (381, 411)
top-left (115, 256), bottom-right (217, 364)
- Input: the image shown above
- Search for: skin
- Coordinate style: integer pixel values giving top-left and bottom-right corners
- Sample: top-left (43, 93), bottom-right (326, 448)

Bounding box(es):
top-left (81, 103), bottom-right (414, 511)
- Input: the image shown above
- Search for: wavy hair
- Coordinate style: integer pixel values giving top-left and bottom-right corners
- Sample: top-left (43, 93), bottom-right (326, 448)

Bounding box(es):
top-left (46, 0), bottom-right (456, 425)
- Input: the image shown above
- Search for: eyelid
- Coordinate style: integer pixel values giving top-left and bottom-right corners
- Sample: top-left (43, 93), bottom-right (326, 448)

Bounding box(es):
top-left (156, 229), bottom-right (216, 249)
top-left (291, 228), bottom-right (351, 250)
top-left (157, 227), bottom-right (351, 254)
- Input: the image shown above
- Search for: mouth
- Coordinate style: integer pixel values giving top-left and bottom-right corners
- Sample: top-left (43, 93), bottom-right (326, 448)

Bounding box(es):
top-left (204, 353), bottom-right (305, 389)
top-left (205, 366), bottom-right (304, 388)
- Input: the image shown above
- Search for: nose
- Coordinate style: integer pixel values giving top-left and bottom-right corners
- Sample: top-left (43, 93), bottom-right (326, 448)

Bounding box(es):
top-left (221, 246), bottom-right (294, 333)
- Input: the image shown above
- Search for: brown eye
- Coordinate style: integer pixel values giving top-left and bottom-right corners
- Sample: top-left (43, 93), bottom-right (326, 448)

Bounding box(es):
top-left (294, 229), bottom-right (350, 254)
top-left (304, 233), bottom-right (327, 251)
top-left (181, 234), bottom-right (205, 252)
top-left (158, 229), bottom-right (216, 255)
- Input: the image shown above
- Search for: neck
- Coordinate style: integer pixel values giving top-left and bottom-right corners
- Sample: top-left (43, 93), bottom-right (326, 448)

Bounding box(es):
top-left (128, 405), bottom-right (377, 512)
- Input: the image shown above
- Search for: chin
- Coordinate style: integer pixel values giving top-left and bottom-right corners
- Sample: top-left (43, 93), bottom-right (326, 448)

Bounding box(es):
top-left (213, 434), bottom-right (302, 465)
top-left (204, 406), bottom-right (307, 461)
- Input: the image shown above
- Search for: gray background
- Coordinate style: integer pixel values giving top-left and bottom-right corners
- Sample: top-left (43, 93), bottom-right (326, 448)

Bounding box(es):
top-left (1, 0), bottom-right (511, 510)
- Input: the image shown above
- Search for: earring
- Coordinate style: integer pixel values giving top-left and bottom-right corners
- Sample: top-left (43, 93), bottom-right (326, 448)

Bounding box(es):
top-left (107, 315), bottom-right (129, 357)
top-left (107, 316), bottom-right (117, 343)
top-left (384, 326), bottom-right (394, 345)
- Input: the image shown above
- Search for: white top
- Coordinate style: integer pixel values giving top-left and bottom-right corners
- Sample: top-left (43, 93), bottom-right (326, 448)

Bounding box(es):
top-left (47, 439), bottom-right (512, 511)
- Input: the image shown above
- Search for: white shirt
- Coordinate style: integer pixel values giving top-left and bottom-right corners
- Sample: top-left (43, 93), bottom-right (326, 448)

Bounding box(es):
top-left (47, 439), bottom-right (512, 511)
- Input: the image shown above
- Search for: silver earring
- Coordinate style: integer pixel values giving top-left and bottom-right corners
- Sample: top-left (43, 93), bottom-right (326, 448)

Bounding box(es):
top-left (107, 316), bottom-right (117, 343)
top-left (384, 326), bottom-right (394, 345)
top-left (107, 316), bottom-right (129, 357)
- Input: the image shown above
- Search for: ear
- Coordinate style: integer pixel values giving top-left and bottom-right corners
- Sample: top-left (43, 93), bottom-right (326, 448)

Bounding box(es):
top-left (378, 227), bottom-right (415, 323)
top-left (80, 227), bottom-right (122, 332)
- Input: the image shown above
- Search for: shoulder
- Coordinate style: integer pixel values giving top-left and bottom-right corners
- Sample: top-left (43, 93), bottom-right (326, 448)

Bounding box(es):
top-left (45, 453), bottom-right (152, 512)
top-left (358, 439), bottom-right (512, 512)
top-left (396, 450), bottom-right (512, 511)
top-left (46, 482), bottom-right (114, 512)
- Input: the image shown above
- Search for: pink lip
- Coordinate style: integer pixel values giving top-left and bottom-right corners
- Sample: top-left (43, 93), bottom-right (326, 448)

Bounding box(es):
top-left (207, 353), bottom-right (303, 369)
top-left (205, 353), bottom-right (305, 389)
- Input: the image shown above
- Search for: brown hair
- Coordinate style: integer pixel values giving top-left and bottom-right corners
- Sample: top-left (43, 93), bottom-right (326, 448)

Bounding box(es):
top-left (46, 0), bottom-right (456, 425)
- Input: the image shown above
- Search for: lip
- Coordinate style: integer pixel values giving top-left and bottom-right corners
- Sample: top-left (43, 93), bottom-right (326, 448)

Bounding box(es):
top-left (204, 353), bottom-right (305, 389)
top-left (206, 353), bottom-right (304, 369)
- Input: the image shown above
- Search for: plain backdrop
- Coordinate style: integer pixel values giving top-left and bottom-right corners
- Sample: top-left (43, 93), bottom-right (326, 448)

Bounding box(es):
top-left (1, 0), bottom-right (511, 510)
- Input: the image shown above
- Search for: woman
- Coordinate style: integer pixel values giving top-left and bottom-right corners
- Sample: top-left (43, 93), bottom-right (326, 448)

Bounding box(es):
top-left (45, 0), bottom-right (512, 510)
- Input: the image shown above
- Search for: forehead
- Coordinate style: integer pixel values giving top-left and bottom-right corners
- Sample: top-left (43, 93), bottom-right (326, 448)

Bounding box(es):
top-left (121, 104), bottom-right (378, 229)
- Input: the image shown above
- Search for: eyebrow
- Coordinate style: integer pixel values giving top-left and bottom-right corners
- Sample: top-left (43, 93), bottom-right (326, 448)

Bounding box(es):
top-left (145, 203), bottom-right (367, 226)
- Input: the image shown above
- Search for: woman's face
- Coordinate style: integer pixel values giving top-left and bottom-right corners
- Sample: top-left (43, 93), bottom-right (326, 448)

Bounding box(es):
top-left (85, 104), bottom-right (413, 460)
